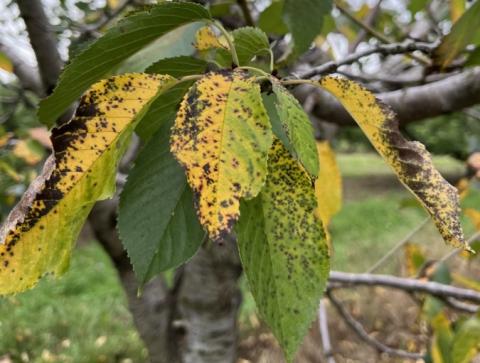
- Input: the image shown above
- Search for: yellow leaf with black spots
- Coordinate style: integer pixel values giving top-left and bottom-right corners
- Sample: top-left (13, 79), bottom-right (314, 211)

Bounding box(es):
top-left (314, 140), bottom-right (342, 250)
top-left (0, 73), bottom-right (175, 295)
top-left (171, 70), bottom-right (272, 243)
top-left (316, 76), bottom-right (465, 249)
top-left (193, 26), bottom-right (228, 51)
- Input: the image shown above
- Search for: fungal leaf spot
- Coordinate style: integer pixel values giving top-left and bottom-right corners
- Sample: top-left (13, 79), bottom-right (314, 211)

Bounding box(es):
top-left (271, 80), bottom-right (319, 177)
top-left (171, 70), bottom-right (272, 243)
top-left (237, 139), bottom-right (330, 362)
top-left (318, 76), bottom-right (466, 248)
top-left (0, 73), bottom-right (176, 295)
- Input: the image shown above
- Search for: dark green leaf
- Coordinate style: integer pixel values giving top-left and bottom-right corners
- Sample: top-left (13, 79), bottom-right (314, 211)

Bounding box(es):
top-left (466, 47), bottom-right (480, 66)
top-left (146, 56), bottom-right (209, 77)
top-left (283, 0), bottom-right (332, 54)
top-left (237, 139), bottom-right (329, 362)
top-left (118, 119), bottom-right (204, 284)
top-left (259, 0), bottom-right (288, 35)
top-left (38, 2), bottom-right (211, 126)
top-left (232, 27), bottom-right (271, 65)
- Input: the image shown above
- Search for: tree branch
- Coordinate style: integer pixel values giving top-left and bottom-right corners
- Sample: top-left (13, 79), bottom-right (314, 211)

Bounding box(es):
top-left (328, 271), bottom-right (480, 304)
top-left (327, 291), bottom-right (424, 360)
top-left (318, 299), bottom-right (336, 363)
top-left (293, 67), bottom-right (480, 126)
top-left (16, 0), bottom-right (63, 95)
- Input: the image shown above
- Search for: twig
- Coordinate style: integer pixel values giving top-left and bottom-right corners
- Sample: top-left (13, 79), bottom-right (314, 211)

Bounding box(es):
top-left (366, 217), bottom-right (430, 273)
top-left (82, 0), bottom-right (134, 34)
top-left (237, 0), bottom-right (254, 26)
top-left (294, 40), bottom-right (436, 79)
top-left (442, 297), bottom-right (479, 314)
top-left (327, 291), bottom-right (424, 360)
top-left (328, 271), bottom-right (480, 304)
top-left (318, 299), bottom-right (336, 363)
top-left (349, 0), bottom-right (385, 52)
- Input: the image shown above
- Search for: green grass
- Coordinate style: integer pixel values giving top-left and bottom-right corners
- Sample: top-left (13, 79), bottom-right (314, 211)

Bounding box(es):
top-left (0, 243), bottom-right (147, 363)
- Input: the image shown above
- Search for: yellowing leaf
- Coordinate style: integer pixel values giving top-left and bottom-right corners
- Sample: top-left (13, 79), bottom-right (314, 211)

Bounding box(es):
top-left (316, 76), bottom-right (465, 248)
top-left (452, 272), bottom-right (480, 291)
top-left (0, 53), bottom-right (13, 73)
top-left (0, 73), bottom-right (175, 295)
top-left (12, 141), bottom-right (42, 165)
top-left (450, 0), bottom-right (466, 22)
top-left (193, 26), bottom-right (228, 51)
top-left (171, 70), bottom-right (272, 243)
top-left (456, 177), bottom-right (470, 200)
top-left (465, 208), bottom-right (480, 231)
top-left (404, 242), bottom-right (426, 277)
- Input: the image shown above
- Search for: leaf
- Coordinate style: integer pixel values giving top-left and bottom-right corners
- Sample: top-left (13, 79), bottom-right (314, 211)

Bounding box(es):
top-left (316, 76), bottom-right (465, 248)
top-left (118, 119), bottom-right (204, 284)
top-left (171, 70), bottom-right (272, 243)
top-left (464, 208), bottom-right (480, 231)
top-left (283, 0), bottom-right (333, 54)
top-left (38, 2), bottom-right (211, 126)
top-left (0, 73), bottom-right (175, 294)
top-left (237, 139), bottom-right (329, 362)
top-left (232, 27), bottom-right (270, 65)
top-left (145, 56), bottom-right (209, 78)
top-left (12, 140), bottom-right (43, 166)
top-left (431, 313), bottom-right (453, 363)
top-left (193, 26), bottom-right (228, 51)
top-left (0, 52), bottom-right (13, 73)
top-left (404, 242), bottom-right (426, 277)
top-left (450, 0), bottom-right (466, 22)
top-left (451, 318), bottom-right (480, 363)
top-left (465, 47), bottom-right (480, 66)
top-left (271, 80), bottom-right (319, 176)
top-left (433, 0), bottom-right (480, 69)
top-left (451, 272), bottom-right (480, 291)
top-left (315, 141), bottom-right (342, 239)
top-left (259, 0), bottom-right (288, 36)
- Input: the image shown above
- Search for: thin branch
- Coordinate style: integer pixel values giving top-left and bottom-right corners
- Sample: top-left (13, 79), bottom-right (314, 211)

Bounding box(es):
top-left (327, 291), bottom-right (424, 360)
top-left (366, 217), bottom-right (430, 273)
top-left (82, 0), bottom-right (135, 34)
top-left (294, 40), bottom-right (436, 79)
top-left (349, 0), bottom-right (384, 52)
top-left (318, 299), bottom-right (336, 363)
top-left (328, 271), bottom-right (480, 304)
top-left (237, 0), bottom-right (254, 26)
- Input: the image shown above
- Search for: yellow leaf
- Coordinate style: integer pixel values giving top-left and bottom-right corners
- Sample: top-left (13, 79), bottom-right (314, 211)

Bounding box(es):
top-left (404, 242), bottom-right (426, 277)
top-left (450, 0), bottom-right (466, 22)
top-left (0, 73), bottom-right (175, 295)
top-left (107, 0), bottom-right (119, 9)
top-left (171, 70), bottom-right (272, 243)
top-left (12, 141), bottom-right (42, 165)
top-left (456, 177), bottom-right (470, 200)
top-left (193, 26), bottom-right (228, 51)
top-left (452, 272), bottom-right (480, 291)
top-left (316, 76), bottom-right (465, 248)
top-left (465, 208), bottom-right (480, 231)
top-left (0, 53), bottom-right (13, 73)
top-left (314, 141), bottom-right (342, 250)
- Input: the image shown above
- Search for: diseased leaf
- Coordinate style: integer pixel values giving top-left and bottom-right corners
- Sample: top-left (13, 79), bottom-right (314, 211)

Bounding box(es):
top-left (145, 56), bottom-right (209, 78)
top-left (315, 140), bottom-right (342, 247)
top-left (0, 73), bottom-right (175, 294)
top-left (316, 76), bottom-right (465, 248)
top-left (193, 26), bottom-right (228, 51)
top-left (171, 70), bottom-right (272, 243)
top-left (232, 27), bottom-right (270, 65)
top-left (237, 139), bottom-right (329, 362)
top-left (38, 2), bottom-right (211, 126)
top-left (271, 80), bottom-right (319, 176)
top-left (433, 0), bottom-right (480, 69)
top-left (451, 318), bottom-right (480, 363)
top-left (283, 0), bottom-right (332, 54)
top-left (118, 119), bottom-right (204, 284)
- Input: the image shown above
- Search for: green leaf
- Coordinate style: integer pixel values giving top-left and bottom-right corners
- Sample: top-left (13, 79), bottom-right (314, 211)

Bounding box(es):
top-left (271, 80), bottom-right (319, 176)
top-left (452, 318), bottom-right (480, 363)
top-left (171, 70), bottom-right (272, 243)
top-left (237, 139), bottom-right (329, 362)
top-left (145, 56), bottom-right (209, 77)
top-left (283, 0), bottom-right (332, 54)
top-left (259, 0), bottom-right (288, 35)
top-left (118, 119), bottom-right (204, 284)
top-left (38, 2), bottom-right (211, 126)
top-left (465, 47), bottom-right (480, 66)
top-left (0, 73), bottom-right (175, 294)
top-left (433, 0), bottom-right (480, 69)
top-left (232, 27), bottom-right (271, 66)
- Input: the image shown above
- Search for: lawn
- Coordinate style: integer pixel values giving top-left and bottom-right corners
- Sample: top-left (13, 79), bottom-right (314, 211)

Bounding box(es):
top-left (0, 152), bottom-right (478, 362)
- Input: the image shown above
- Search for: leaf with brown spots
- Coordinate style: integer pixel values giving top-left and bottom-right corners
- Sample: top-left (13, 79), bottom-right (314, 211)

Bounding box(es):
top-left (237, 139), bottom-right (330, 362)
top-left (316, 76), bottom-right (466, 248)
top-left (0, 73), bottom-right (176, 295)
top-left (171, 70), bottom-right (272, 243)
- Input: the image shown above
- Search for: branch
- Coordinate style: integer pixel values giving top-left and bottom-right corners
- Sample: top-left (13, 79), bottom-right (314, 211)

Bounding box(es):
top-left (237, 0), bottom-right (254, 26)
top-left (294, 40), bottom-right (436, 79)
top-left (81, 0), bottom-right (135, 34)
top-left (328, 271), bottom-right (480, 304)
top-left (0, 41), bottom-right (43, 96)
top-left (294, 67), bottom-right (480, 126)
top-left (327, 291), bottom-right (424, 360)
top-left (16, 0), bottom-right (63, 95)
top-left (318, 299), bottom-right (336, 363)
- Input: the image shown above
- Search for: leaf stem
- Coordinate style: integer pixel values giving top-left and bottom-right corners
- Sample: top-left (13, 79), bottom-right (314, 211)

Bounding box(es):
top-left (237, 66), bottom-right (270, 77)
top-left (211, 20), bottom-right (240, 66)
